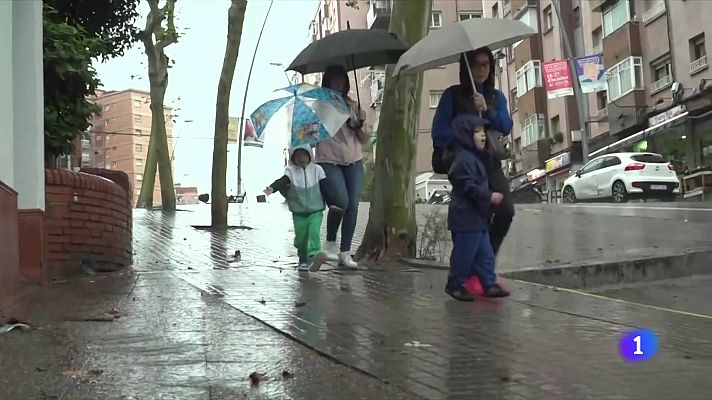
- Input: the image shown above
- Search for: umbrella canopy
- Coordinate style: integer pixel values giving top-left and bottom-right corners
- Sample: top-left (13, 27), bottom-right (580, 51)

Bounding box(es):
top-left (288, 29), bottom-right (409, 74)
top-left (250, 83), bottom-right (351, 148)
top-left (392, 18), bottom-right (536, 76)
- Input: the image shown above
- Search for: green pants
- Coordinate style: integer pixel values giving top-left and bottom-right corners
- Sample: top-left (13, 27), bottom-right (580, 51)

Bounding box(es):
top-left (293, 211), bottom-right (323, 261)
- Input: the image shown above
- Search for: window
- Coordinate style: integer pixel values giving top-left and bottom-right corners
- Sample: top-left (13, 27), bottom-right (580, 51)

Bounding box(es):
top-left (543, 5), bottom-right (553, 32)
top-left (573, 6), bottom-right (580, 27)
top-left (111, 161), bottom-right (117, 167)
top-left (551, 115), bottom-right (561, 136)
top-left (459, 12), bottom-right (481, 21)
top-left (136, 174), bottom-right (143, 181)
top-left (580, 158), bottom-right (605, 175)
top-left (106, 134), bottom-right (112, 141)
top-left (514, 8), bottom-right (539, 47)
top-left (650, 60), bottom-right (672, 93)
top-left (135, 144), bottom-right (143, 152)
top-left (592, 27), bottom-right (603, 52)
top-left (510, 88), bottom-right (518, 111)
top-left (602, 156), bottom-right (622, 168)
top-left (430, 11), bottom-right (442, 28)
top-left (521, 114), bottom-right (545, 148)
top-left (631, 154), bottom-right (667, 163)
top-left (689, 34), bottom-right (707, 74)
top-left (516, 61), bottom-right (542, 97)
top-left (596, 91), bottom-right (608, 118)
top-left (95, 135), bottom-right (103, 141)
top-left (606, 56), bottom-right (643, 101)
top-left (429, 91), bottom-right (443, 108)
top-left (492, 3), bottom-right (499, 18)
top-left (136, 159), bottom-right (143, 167)
top-left (133, 99), bottom-right (142, 107)
top-left (602, 0), bottom-right (630, 38)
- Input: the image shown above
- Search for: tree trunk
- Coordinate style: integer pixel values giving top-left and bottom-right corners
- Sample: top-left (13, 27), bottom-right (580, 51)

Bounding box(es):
top-left (211, 0), bottom-right (247, 228)
top-left (136, 0), bottom-right (178, 210)
top-left (355, 0), bottom-right (431, 262)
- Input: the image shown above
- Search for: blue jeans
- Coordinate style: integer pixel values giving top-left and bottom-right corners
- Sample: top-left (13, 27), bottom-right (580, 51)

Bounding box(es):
top-left (319, 160), bottom-right (364, 252)
top-left (447, 231), bottom-right (496, 290)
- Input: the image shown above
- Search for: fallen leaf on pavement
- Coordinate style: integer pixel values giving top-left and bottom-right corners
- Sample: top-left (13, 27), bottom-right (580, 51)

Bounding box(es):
top-left (249, 372), bottom-right (267, 385)
top-left (62, 369), bottom-right (103, 383)
top-left (282, 370), bottom-right (294, 379)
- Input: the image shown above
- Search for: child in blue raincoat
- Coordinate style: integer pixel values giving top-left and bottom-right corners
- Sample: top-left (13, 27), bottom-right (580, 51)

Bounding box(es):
top-left (264, 145), bottom-right (329, 272)
top-left (446, 114), bottom-right (510, 302)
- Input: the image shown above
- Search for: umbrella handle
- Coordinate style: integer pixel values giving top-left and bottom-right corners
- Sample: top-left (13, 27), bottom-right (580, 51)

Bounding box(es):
top-left (463, 55), bottom-right (483, 119)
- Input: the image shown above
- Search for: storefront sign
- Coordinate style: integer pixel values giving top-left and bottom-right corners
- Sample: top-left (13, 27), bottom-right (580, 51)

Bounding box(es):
top-left (543, 60), bottom-right (574, 99)
top-left (545, 152), bottom-right (571, 173)
top-left (574, 54), bottom-right (606, 94)
top-left (648, 105), bottom-right (686, 127)
top-left (527, 169), bottom-right (546, 181)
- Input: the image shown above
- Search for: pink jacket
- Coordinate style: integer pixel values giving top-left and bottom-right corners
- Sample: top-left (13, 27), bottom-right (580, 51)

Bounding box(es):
top-left (315, 98), bottom-right (369, 165)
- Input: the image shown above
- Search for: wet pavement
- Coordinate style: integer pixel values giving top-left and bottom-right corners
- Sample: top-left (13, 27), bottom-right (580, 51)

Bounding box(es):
top-left (1, 271), bottom-right (412, 399)
top-left (3, 203), bottom-right (712, 399)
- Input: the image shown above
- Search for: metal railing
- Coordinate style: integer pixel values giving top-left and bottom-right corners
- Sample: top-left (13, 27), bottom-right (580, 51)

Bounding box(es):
top-left (650, 75), bottom-right (673, 94)
top-left (690, 55), bottom-right (708, 74)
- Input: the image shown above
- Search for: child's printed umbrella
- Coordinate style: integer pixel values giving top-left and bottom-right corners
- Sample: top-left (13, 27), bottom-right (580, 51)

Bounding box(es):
top-left (250, 83), bottom-right (351, 148)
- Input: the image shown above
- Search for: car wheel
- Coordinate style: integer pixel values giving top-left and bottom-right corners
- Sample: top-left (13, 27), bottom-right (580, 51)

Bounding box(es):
top-left (612, 181), bottom-right (628, 203)
top-left (562, 186), bottom-right (576, 203)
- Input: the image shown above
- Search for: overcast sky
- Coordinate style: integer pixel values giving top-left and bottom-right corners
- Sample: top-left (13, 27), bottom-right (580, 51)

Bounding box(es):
top-left (95, 0), bottom-right (319, 198)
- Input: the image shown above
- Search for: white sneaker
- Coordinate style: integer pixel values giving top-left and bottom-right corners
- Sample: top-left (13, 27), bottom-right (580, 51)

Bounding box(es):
top-left (323, 241), bottom-right (339, 261)
top-left (338, 252), bottom-right (358, 269)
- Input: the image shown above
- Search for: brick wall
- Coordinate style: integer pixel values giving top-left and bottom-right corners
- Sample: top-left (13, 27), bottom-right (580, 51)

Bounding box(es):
top-left (45, 169), bottom-right (132, 276)
top-left (0, 181), bottom-right (20, 310)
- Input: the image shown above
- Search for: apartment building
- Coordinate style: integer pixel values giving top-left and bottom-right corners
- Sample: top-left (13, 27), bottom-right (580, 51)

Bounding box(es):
top-left (588, 0), bottom-right (712, 172)
top-left (483, 0), bottom-right (712, 192)
top-left (87, 89), bottom-right (175, 207)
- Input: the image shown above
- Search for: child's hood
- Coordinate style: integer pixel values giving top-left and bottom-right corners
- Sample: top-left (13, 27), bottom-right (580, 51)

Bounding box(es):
top-left (451, 114), bottom-right (490, 151)
top-left (289, 144), bottom-right (313, 166)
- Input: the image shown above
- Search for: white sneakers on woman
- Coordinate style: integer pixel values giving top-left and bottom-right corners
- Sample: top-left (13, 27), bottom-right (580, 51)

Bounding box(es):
top-left (322, 241), bottom-right (358, 269)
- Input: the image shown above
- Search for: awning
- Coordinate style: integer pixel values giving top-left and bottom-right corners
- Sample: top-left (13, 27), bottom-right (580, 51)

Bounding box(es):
top-left (588, 111), bottom-right (689, 158)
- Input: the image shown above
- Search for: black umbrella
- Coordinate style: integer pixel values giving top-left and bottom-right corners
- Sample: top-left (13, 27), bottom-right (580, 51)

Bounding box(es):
top-left (287, 26), bottom-right (409, 107)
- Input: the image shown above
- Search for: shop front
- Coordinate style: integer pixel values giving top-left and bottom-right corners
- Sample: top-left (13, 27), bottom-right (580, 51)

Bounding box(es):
top-left (544, 151), bottom-right (573, 198)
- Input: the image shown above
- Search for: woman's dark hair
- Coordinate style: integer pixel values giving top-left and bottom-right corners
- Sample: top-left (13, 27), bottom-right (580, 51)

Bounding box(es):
top-left (321, 65), bottom-right (350, 98)
top-left (459, 47), bottom-right (496, 103)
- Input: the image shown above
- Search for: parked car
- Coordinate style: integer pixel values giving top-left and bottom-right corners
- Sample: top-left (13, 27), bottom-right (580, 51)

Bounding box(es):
top-left (510, 180), bottom-right (544, 204)
top-left (562, 152), bottom-right (680, 203)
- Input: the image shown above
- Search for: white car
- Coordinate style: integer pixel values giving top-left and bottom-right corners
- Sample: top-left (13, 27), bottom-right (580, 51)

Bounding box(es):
top-left (562, 152), bottom-right (680, 203)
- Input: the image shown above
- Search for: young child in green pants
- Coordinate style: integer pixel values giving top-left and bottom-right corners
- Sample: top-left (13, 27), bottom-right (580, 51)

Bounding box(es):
top-left (264, 145), bottom-right (329, 271)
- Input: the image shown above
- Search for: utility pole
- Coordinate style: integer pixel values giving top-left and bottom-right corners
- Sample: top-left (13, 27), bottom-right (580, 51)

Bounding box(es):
top-left (237, 0), bottom-right (274, 196)
top-left (551, 0), bottom-right (591, 163)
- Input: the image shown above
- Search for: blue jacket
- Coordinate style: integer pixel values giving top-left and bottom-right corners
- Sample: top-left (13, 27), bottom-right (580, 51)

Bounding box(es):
top-left (447, 115), bottom-right (492, 233)
top-left (432, 84), bottom-right (512, 151)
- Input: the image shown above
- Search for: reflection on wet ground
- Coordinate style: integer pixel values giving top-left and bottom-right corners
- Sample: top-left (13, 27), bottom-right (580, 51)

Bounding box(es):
top-left (3, 203), bottom-right (711, 399)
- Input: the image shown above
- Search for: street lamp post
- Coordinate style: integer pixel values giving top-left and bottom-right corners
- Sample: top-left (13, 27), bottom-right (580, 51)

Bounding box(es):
top-left (551, 0), bottom-right (591, 163)
top-left (270, 62), bottom-right (293, 85)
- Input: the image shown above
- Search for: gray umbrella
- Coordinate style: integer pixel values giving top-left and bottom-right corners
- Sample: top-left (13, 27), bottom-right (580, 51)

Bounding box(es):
top-left (288, 28), bottom-right (409, 75)
top-left (392, 18), bottom-right (536, 77)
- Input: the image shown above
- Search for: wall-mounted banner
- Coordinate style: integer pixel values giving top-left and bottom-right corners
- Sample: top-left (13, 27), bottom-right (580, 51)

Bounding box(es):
top-left (574, 54), bottom-right (606, 93)
top-left (543, 60), bottom-right (574, 99)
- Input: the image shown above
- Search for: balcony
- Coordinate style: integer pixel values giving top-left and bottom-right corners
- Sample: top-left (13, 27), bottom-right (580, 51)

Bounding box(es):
top-left (367, 0), bottom-right (391, 30)
top-left (642, 0), bottom-right (666, 25)
top-left (690, 55), bottom-right (708, 75)
top-left (503, 1), bottom-right (511, 16)
top-left (602, 21), bottom-right (642, 69)
top-left (650, 75), bottom-right (672, 94)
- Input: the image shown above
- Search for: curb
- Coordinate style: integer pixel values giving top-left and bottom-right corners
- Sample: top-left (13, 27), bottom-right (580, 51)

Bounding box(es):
top-left (400, 248), bottom-right (712, 289)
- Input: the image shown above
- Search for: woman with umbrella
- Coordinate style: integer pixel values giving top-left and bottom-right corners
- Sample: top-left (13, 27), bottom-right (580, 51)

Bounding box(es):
top-left (314, 65), bottom-right (369, 269)
top-left (431, 48), bottom-right (515, 262)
